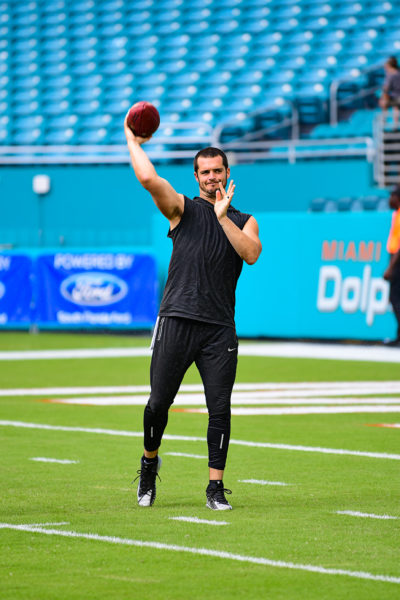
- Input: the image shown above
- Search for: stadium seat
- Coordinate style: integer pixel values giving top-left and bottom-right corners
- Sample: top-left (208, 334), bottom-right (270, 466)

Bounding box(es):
top-left (76, 127), bottom-right (108, 144)
top-left (44, 127), bottom-right (76, 144)
top-left (0, 0), bottom-right (395, 166)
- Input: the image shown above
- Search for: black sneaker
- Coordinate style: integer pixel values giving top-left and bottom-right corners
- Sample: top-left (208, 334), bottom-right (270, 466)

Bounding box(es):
top-left (206, 481), bottom-right (232, 511)
top-left (134, 456), bottom-right (162, 507)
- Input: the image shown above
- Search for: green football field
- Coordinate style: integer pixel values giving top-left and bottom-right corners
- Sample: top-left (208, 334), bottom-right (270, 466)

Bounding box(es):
top-left (0, 332), bottom-right (399, 600)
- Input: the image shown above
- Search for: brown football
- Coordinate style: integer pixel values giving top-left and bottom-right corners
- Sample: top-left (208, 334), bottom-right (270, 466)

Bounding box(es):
top-left (127, 101), bottom-right (160, 137)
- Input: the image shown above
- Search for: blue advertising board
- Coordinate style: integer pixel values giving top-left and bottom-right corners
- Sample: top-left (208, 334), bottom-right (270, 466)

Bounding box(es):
top-left (0, 254), bottom-right (32, 326)
top-left (34, 252), bottom-right (158, 328)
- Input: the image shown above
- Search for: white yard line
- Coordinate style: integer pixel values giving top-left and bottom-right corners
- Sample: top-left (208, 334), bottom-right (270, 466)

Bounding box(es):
top-left (229, 406), bottom-right (400, 415)
top-left (0, 522), bottom-right (398, 584)
top-left (0, 348), bottom-right (152, 361)
top-left (28, 522), bottom-right (70, 527)
top-left (169, 517), bottom-right (228, 526)
top-left (184, 406), bottom-right (400, 416)
top-left (239, 343), bottom-right (400, 363)
top-left (1, 420), bottom-right (399, 461)
top-left (238, 479), bottom-right (291, 486)
top-left (30, 457), bottom-right (79, 464)
top-left (0, 342), bottom-right (399, 362)
top-left (164, 452), bottom-right (207, 459)
top-left (49, 396), bottom-right (400, 407)
top-left (0, 385), bottom-right (152, 397)
top-left (336, 511), bottom-right (398, 520)
top-left (1, 381), bottom-right (400, 397)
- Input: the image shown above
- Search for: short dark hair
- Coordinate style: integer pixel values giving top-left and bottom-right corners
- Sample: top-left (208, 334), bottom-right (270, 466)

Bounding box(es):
top-left (386, 56), bottom-right (399, 70)
top-left (392, 185), bottom-right (400, 198)
top-left (193, 147), bottom-right (229, 172)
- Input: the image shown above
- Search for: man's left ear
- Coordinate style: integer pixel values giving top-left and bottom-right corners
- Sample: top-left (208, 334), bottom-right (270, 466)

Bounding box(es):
top-left (227, 167), bottom-right (230, 179)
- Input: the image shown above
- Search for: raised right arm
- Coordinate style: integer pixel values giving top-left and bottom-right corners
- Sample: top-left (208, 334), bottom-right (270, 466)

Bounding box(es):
top-left (124, 114), bottom-right (184, 226)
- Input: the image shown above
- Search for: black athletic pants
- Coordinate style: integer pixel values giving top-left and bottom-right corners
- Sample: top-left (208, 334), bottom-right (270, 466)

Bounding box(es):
top-left (144, 316), bottom-right (238, 470)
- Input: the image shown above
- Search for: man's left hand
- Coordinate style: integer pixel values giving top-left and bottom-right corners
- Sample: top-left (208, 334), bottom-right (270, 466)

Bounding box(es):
top-left (214, 180), bottom-right (236, 221)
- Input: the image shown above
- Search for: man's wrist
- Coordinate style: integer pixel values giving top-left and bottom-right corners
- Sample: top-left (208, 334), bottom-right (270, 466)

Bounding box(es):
top-left (217, 214), bottom-right (229, 226)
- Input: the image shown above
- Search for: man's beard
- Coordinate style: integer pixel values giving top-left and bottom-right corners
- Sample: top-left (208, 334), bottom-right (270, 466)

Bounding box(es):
top-left (200, 178), bottom-right (226, 200)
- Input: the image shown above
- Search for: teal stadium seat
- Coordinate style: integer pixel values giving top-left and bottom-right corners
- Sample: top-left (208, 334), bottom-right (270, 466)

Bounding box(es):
top-left (1, 0), bottom-right (399, 163)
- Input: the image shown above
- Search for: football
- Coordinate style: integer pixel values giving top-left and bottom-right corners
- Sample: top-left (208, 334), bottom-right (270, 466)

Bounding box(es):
top-left (126, 101), bottom-right (160, 138)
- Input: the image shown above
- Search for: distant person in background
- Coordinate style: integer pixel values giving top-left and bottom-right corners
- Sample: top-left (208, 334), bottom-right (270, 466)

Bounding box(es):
top-left (379, 56), bottom-right (400, 129)
top-left (383, 185), bottom-right (400, 346)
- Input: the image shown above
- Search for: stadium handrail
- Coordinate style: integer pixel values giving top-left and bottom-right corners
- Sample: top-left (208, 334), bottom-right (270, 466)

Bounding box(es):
top-left (220, 136), bottom-right (375, 164)
top-left (212, 99), bottom-right (300, 146)
top-left (0, 136), bottom-right (374, 165)
top-left (329, 62), bottom-right (384, 126)
top-left (373, 112), bottom-right (400, 187)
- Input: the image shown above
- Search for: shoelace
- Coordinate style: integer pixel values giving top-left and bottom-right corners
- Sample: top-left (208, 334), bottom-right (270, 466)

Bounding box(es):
top-left (210, 487), bottom-right (232, 503)
top-left (132, 468), bottom-right (161, 486)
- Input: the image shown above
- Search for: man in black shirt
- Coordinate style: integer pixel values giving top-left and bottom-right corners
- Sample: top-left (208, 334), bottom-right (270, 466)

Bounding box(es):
top-left (125, 116), bottom-right (262, 510)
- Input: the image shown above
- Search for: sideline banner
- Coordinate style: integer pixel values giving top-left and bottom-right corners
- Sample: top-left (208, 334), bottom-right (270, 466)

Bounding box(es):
top-left (236, 212), bottom-right (396, 341)
top-left (35, 253), bottom-right (158, 327)
top-left (0, 255), bottom-right (32, 325)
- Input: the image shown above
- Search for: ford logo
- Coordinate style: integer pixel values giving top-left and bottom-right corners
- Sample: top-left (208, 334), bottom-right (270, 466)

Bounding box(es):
top-left (0, 282), bottom-right (5, 300)
top-left (60, 272), bottom-right (128, 307)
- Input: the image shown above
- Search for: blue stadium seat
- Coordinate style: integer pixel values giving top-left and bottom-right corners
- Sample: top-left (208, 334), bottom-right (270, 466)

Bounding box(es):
top-left (71, 99), bottom-right (101, 115)
top-left (69, 37), bottom-right (98, 51)
top-left (102, 86), bottom-right (132, 103)
top-left (309, 197), bottom-right (327, 212)
top-left (337, 197), bottom-right (353, 212)
top-left (1, 0), bottom-right (398, 160)
top-left (76, 127), bottom-right (108, 144)
top-left (233, 69), bottom-right (264, 85)
top-left (12, 127), bottom-right (42, 145)
top-left (41, 87), bottom-right (70, 103)
top-left (103, 73), bottom-right (133, 87)
top-left (46, 115), bottom-right (78, 129)
top-left (42, 100), bottom-right (70, 115)
top-left (13, 75), bottom-right (42, 89)
top-left (240, 19), bottom-right (270, 33)
top-left (165, 71), bottom-right (200, 86)
top-left (44, 127), bottom-right (76, 144)
top-left (108, 127), bottom-right (126, 144)
top-left (40, 63), bottom-right (68, 77)
top-left (102, 98), bottom-right (130, 114)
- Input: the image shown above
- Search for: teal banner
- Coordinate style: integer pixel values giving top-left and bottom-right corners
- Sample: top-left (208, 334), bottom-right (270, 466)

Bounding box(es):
top-left (236, 212), bottom-right (396, 341)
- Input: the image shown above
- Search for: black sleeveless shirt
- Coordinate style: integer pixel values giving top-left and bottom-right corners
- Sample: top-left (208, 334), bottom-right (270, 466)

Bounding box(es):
top-left (159, 195), bottom-right (251, 327)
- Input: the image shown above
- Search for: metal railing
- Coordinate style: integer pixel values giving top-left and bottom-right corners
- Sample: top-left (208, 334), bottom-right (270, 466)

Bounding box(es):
top-left (212, 100), bottom-right (300, 146)
top-left (0, 102), bottom-right (375, 165)
top-left (219, 136), bottom-right (375, 164)
top-left (329, 62), bottom-right (383, 126)
top-left (373, 112), bottom-right (400, 187)
top-left (0, 137), bottom-right (375, 165)
top-left (0, 122), bottom-right (214, 164)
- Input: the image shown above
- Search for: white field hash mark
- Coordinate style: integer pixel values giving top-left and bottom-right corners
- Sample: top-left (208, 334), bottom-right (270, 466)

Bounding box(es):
top-left (28, 522), bottom-right (70, 527)
top-left (164, 452), bottom-right (207, 459)
top-left (238, 479), bottom-right (291, 486)
top-left (169, 517), bottom-right (229, 526)
top-left (0, 523), bottom-right (399, 585)
top-left (1, 421), bottom-right (400, 461)
top-left (30, 457), bottom-right (79, 464)
top-left (336, 511), bottom-right (399, 520)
